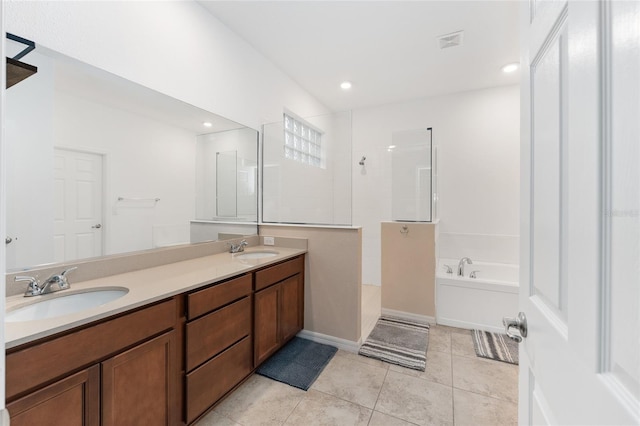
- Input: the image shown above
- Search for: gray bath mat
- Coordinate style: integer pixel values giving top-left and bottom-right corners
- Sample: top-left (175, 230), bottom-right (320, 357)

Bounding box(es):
top-left (358, 316), bottom-right (429, 371)
top-left (471, 330), bottom-right (519, 365)
top-left (256, 337), bottom-right (338, 391)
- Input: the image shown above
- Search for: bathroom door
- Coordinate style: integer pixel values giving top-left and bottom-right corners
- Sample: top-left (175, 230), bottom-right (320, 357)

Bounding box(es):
top-left (53, 148), bottom-right (104, 262)
top-left (518, 0), bottom-right (639, 424)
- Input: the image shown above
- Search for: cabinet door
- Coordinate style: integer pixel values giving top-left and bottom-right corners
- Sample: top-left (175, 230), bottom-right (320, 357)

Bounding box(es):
top-left (7, 365), bottom-right (100, 426)
top-left (102, 331), bottom-right (177, 426)
top-left (279, 274), bottom-right (303, 343)
top-left (254, 284), bottom-right (280, 366)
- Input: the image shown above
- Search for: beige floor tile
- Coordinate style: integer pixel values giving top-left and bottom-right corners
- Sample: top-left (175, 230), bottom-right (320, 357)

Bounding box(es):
top-left (450, 332), bottom-right (476, 358)
top-left (453, 388), bottom-right (518, 426)
top-left (452, 355), bottom-right (518, 403)
top-left (376, 370), bottom-right (453, 426)
top-left (335, 349), bottom-right (390, 370)
top-left (214, 375), bottom-right (305, 426)
top-left (194, 410), bottom-right (241, 426)
top-left (311, 353), bottom-right (388, 409)
top-left (284, 390), bottom-right (372, 426)
top-left (433, 325), bottom-right (470, 335)
top-left (369, 410), bottom-right (420, 426)
top-left (427, 327), bottom-right (452, 354)
top-left (388, 350), bottom-right (452, 386)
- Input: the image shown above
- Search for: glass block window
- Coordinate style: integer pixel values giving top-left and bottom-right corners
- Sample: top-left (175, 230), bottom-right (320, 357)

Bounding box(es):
top-left (283, 112), bottom-right (322, 167)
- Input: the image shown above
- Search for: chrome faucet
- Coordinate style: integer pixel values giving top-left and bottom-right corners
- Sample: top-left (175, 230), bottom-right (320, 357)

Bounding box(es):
top-left (15, 266), bottom-right (77, 297)
top-left (228, 239), bottom-right (248, 253)
top-left (457, 257), bottom-right (473, 277)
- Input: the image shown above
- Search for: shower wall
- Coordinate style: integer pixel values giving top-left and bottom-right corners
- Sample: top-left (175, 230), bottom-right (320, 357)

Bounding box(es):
top-left (262, 111), bottom-right (352, 225)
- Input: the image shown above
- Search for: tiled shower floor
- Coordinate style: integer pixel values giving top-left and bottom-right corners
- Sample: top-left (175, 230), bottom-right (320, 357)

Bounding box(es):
top-left (196, 285), bottom-right (518, 425)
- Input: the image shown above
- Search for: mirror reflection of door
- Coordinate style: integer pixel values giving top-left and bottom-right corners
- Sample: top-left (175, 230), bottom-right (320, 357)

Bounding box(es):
top-left (53, 148), bottom-right (103, 263)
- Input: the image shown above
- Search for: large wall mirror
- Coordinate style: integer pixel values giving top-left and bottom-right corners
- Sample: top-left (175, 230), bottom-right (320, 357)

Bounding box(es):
top-left (5, 41), bottom-right (258, 271)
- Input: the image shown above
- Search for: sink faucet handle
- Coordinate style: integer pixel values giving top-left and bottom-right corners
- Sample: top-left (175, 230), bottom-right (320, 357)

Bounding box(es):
top-left (57, 266), bottom-right (77, 289)
top-left (61, 266), bottom-right (78, 277)
top-left (15, 275), bottom-right (41, 296)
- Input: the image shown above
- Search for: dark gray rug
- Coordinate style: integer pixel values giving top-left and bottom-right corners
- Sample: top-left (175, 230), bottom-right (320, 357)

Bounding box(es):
top-left (471, 330), bottom-right (519, 365)
top-left (358, 316), bottom-right (429, 371)
top-left (256, 337), bottom-right (338, 391)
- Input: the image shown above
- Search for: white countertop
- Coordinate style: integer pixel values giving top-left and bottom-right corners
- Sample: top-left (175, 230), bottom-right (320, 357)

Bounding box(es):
top-left (5, 246), bottom-right (306, 349)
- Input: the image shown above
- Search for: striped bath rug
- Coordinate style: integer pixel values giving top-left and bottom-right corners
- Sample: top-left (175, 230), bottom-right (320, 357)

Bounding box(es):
top-left (358, 316), bottom-right (429, 371)
top-left (471, 330), bottom-right (519, 365)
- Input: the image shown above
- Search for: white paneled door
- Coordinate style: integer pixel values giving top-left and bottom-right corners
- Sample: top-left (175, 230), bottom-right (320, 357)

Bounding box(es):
top-left (53, 148), bottom-right (103, 263)
top-left (517, 1), bottom-right (639, 424)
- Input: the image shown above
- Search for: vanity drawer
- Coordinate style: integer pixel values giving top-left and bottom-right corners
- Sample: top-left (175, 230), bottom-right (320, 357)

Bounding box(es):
top-left (186, 296), bottom-right (251, 371)
top-left (255, 255), bottom-right (304, 291)
top-left (187, 274), bottom-right (252, 320)
top-left (185, 336), bottom-right (252, 424)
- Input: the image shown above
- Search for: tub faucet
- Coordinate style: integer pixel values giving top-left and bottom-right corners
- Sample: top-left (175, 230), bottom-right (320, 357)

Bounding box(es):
top-left (457, 257), bottom-right (473, 277)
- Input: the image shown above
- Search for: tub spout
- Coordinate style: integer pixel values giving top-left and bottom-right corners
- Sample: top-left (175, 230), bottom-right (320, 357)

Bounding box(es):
top-left (457, 257), bottom-right (473, 277)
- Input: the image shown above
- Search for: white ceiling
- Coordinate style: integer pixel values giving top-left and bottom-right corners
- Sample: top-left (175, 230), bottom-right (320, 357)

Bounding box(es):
top-left (199, 1), bottom-right (520, 111)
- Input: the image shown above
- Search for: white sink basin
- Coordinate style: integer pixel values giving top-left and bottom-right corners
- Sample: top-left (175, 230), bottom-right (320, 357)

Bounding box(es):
top-left (5, 288), bottom-right (129, 323)
top-left (233, 250), bottom-right (279, 260)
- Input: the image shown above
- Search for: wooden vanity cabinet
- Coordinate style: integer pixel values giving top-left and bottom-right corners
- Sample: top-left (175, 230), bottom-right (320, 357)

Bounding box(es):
top-left (254, 256), bottom-right (304, 366)
top-left (6, 254), bottom-right (306, 425)
top-left (7, 365), bottom-right (100, 426)
top-left (6, 298), bottom-right (180, 426)
top-left (184, 274), bottom-right (253, 424)
top-left (102, 331), bottom-right (177, 426)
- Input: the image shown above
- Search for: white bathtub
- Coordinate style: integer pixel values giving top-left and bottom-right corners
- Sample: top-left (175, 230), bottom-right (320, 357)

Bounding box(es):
top-left (436, 258), bottom-right (519, 333)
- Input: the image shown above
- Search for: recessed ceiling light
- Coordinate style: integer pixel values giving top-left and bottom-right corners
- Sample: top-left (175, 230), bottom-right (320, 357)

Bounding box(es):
top-left (501, 63), bottom-right (519, 73)
top-left (340, 81), bottom-right (352, 90)
top-left (203, 122), bottom-right (213, 127)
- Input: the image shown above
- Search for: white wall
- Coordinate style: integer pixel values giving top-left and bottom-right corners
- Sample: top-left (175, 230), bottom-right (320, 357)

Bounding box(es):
top-left (353, 85), bottom-right (520, 285)
top-left (5, 1), bottom-right (329, 131)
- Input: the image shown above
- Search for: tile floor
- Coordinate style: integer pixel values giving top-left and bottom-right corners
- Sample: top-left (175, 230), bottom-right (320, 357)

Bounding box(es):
top-left (196, 285), bottom-right (518, 426)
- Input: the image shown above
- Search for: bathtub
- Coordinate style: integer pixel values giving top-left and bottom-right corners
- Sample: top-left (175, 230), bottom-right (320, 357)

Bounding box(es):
top-left (436, 258), bottom-right (519, 333)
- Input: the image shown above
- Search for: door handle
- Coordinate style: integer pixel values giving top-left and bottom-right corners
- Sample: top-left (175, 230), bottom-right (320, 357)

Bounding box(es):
top-left (91, 224), bottom-right (102, 229)
top-left (5, 237), bottom-right (13, 244)
top-left (503, 312), bottom-right (527, 343)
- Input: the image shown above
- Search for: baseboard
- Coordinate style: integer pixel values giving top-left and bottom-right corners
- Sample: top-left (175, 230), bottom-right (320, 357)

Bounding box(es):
top-left (297, 329), bottom-right (361, 353)
top-left (436, 317), bottom-right (504, 334)
top-left (381, 308), bottom-right (435, 325)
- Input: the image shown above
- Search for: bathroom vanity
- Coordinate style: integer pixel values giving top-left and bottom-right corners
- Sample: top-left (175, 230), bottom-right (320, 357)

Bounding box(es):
top-left (4, 249), bottom-right (306, 425)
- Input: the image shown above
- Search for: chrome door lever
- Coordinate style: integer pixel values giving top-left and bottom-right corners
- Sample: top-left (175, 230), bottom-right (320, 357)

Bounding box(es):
top-left (503, 312), bottom-right (527, 343)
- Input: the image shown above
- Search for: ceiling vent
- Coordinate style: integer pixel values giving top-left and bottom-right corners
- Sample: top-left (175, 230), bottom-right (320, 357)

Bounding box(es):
top-left (437, 31), bottom-right (464, 50)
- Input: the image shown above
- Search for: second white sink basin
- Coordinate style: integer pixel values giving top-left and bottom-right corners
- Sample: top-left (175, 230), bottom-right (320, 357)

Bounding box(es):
top-left (6, 288), bottom-right (129, 323)
top-left (233, 250), bottom-right (279, 260)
